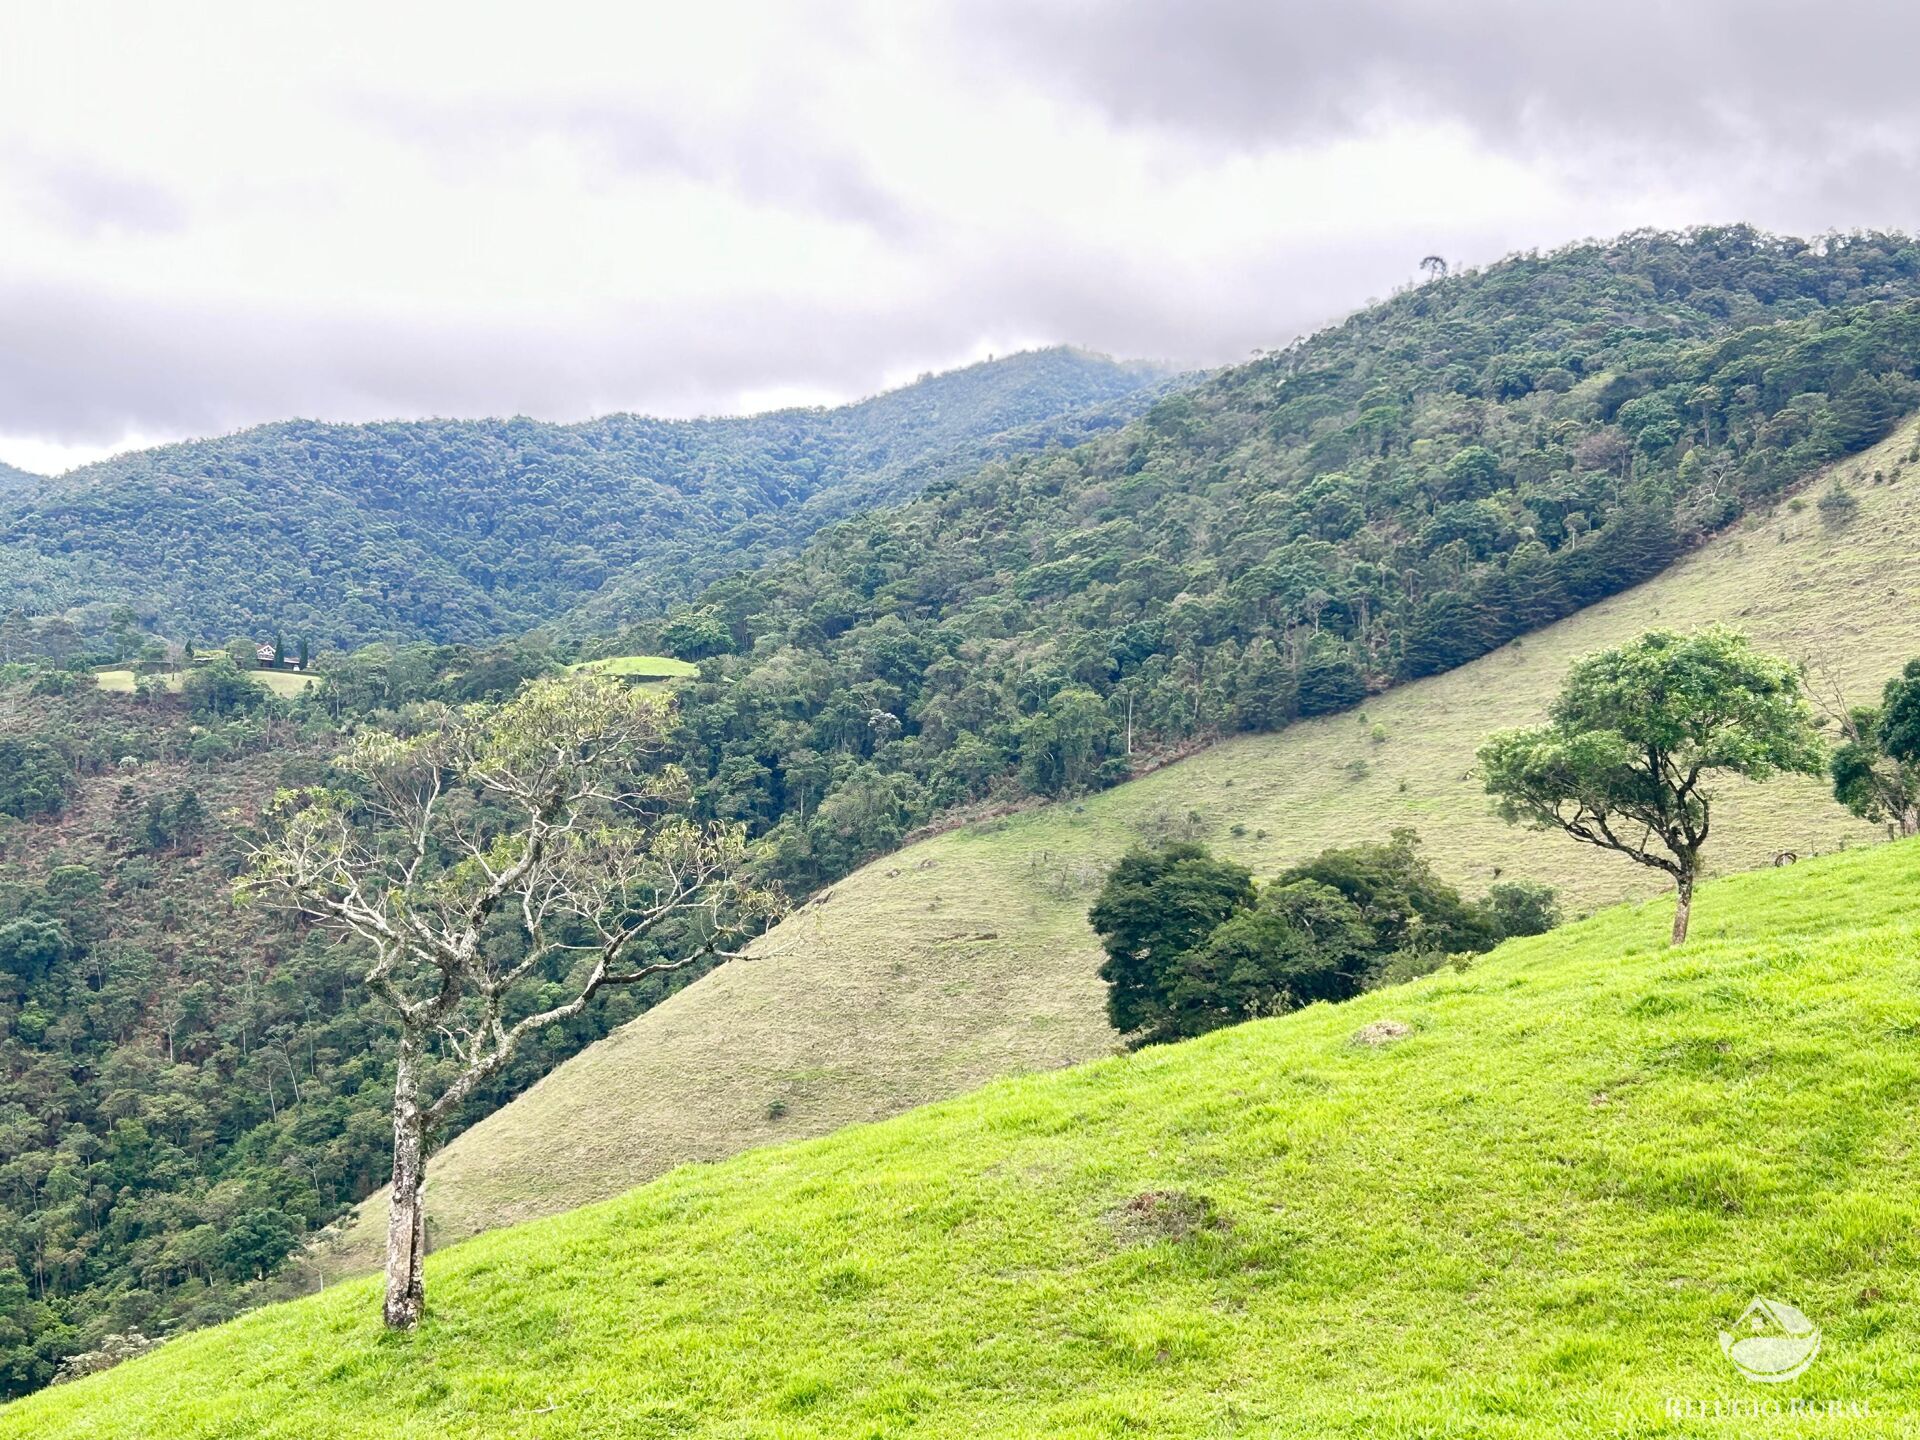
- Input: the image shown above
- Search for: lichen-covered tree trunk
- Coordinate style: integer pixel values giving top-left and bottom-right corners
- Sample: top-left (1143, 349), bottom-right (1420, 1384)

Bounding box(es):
top-left (383, 1040), bottom-right (428, 1330)
top-left (1671, 872), bottom-right (1695, 946)
top-left (1902, 805), bottom-right (1920, 839)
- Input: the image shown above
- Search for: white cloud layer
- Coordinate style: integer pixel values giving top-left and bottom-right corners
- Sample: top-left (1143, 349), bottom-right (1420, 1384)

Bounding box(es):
top-left (4, 0), bottom-right (1919, 472)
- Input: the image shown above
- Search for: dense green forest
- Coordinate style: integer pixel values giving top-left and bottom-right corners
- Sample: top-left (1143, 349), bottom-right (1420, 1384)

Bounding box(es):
top-left (0, 349), bottom-right (1173, 652)
top-left (8, 225), bottom-right (1920, 1398)
top-left (0, 468), bottom-right (37, 495)
top-left (0, 659), bottom-right (715, 1394)
top-left (609, 228), bottom-right (1920, 892)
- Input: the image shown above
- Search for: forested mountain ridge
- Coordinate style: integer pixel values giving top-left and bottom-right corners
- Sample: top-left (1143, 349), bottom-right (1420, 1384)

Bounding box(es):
top-left (0, 349), bottom-right (1175, 650)
top-left (0, 468), bottom-right (37, 495)
top-left (628, 227), bottom-right (1920, 893)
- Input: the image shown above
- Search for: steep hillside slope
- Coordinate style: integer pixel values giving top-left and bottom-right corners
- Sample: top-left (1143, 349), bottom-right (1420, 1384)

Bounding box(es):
top-left (637, 228), bottom-right (1920, 900)
top-left (322, 412), bottom-right (1920, 1269)
top-left (18, 841), bottom-right (1920, 1437)
top-left (0, 348), bottom-right (1172, 647)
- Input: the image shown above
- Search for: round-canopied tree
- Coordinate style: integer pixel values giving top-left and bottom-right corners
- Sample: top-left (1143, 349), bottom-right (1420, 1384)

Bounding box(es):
top-left (1478, 627), bottom-right (1825, 944)
top-left (1878, 660), bottom-right (1920, 792)
top-left (1830, 662), bottom-right (1920, 837)
top-left (1160, 878), bottom-right (1375, 1038)
top-left (1088, 843), bottom-right (1254, 1041)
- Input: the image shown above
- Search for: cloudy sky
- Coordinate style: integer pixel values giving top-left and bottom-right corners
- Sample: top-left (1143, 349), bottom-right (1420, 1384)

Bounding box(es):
top-left (5, 1), bottom-right (1920, 474)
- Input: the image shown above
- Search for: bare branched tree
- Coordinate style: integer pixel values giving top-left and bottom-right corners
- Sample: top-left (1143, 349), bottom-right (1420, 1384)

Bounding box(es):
top-left (239, 673), bottom-right (783, 1329)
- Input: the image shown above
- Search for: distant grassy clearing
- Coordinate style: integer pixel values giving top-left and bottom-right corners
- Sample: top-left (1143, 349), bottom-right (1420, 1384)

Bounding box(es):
top-left (253, 669), bottom-right (320, 696)
top-left (93, 668), bottom-right (319, 696)
top-left (17, 842), bottom-right (1920, 1437)
top-left (567, 654), bottom-right (697, 680)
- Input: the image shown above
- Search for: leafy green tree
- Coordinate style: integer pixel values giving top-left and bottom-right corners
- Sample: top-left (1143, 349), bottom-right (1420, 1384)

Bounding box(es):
top-left (1088, 844), bottom-right (1253, 1039)
top-left (0, 736), bottom-right (69, 818)
top-left (0, 917), bottom-right (69, 986)
top-left (1830, 666), bottom-right (1920, 837)
top-left (1877, 659), bottom-right (1920, 783)
top-left (1161, 878), bottom-right (1374, 1038)
top-left (182, 657), bottom-right (267, 719)
top-left (1296, 637), bottom-right (1366, 717)
top-left (1482, 880), bottom-right (1564, 940)
top-left (1018, 686), bottom-right (1116, 795)
top-left (1281, 829), bottom-right (1496, 956)
top-left (0, 1264), bottom-right (63, 1399)
top-left (660, 611), bottom-right (735, 660)
top-left (217, 1210), bottom-right (301, 1282)
top-left (1439, 444), bottom-right (1503, 502)
top-left (1479, 628), bottom-right (1825, 944)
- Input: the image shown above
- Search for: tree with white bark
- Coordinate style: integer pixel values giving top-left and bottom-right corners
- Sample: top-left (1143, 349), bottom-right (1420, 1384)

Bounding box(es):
top-left (1477, 627), bottom-right (1824, 945)
top-left (239, 672), bottom-right (782, 1329)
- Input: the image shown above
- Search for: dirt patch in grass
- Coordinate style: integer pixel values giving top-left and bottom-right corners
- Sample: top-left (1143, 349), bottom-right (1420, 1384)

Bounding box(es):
top-left (1107, 1189), bottom-right (1227, 1244)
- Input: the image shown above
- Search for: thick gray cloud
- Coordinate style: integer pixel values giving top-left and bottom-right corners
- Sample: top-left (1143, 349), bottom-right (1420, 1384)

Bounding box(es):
top-left (374, 96), bottom-right (920, 238)
top-left (0, 220), bottom-right (1444, 442)
top-left (974, 1), bottom-right (1920, 223)
top-left (979, 2), bottom-right (1920, 154)
top-left (0, 278), bottom-right (929, 440)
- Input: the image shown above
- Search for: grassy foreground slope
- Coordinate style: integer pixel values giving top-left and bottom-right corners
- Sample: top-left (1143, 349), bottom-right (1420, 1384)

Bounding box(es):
top-left (15, 841), bottom-right (1920, 1437)
top-left (321, 416), bottom-right (1920, 1271)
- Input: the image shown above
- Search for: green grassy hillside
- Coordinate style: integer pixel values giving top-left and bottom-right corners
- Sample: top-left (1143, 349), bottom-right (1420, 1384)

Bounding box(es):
top-left (564, 653), bottom-right (698, 681)
top-left (93, 666), bottom-right (319, 696)
top-left (15, 840), bottom-right (1920, 1437)
top-left (318, 414), bottom-right (1920, 1273)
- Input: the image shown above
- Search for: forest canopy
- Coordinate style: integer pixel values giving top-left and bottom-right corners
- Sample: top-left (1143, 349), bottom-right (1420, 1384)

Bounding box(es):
top-left (0, 349), bottom-right (1173, 652)
top-left (619, 227), bottom-right (1920, 894)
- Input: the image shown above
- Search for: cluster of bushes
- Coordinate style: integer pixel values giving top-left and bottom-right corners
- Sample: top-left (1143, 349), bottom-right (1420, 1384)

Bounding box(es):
top-left (1090, 831), bottom-right (1559, 1045)
top-left (1093, 637), bottom-right (1920, 1047)
top-left (0, 738), bottom-right (69, 820)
